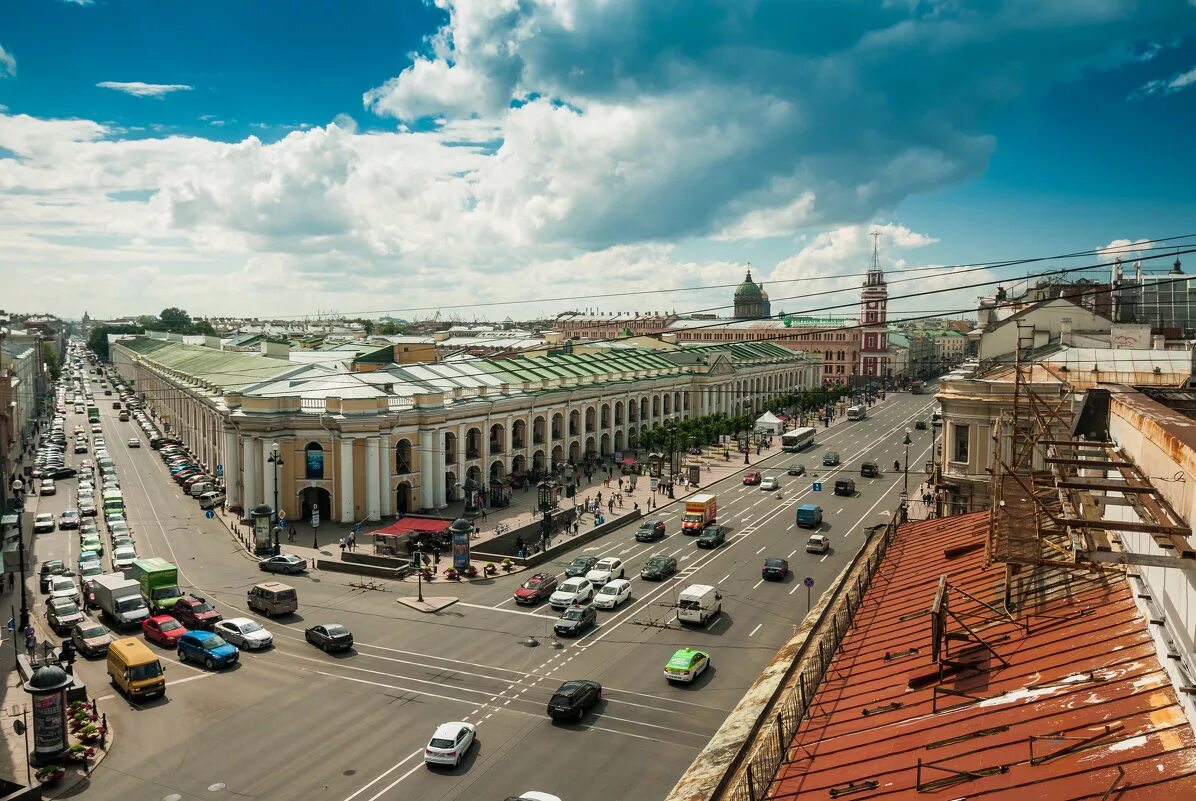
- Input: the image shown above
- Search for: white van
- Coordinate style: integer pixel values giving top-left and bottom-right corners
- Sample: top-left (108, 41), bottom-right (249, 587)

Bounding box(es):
top-left (677, 584), bottom-right (722, 625)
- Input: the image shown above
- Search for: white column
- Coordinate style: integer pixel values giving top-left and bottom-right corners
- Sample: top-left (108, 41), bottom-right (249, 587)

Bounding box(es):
top-left (262, 444), bottom-right (277, 517)
top-left (379, 434), bottom-right (392, 517)
top-left (456, 424), bottom-right (466, 499)
top-left (504, 415), bottom-right (513, 471)
top-left (223, 429), bottom-right (240, 507)
top-left (419, 429), bottom-right (436, 511)
top-left (546, 410), bottom-right (556, 469)
top-left (433, 432), bottom-right (447, 509)
top-left (241, 437), bottom-right (257, 510)
top-left (339, 437), bottom-right (355, 522)
top-left (365, 437), bottom-right (380, 521)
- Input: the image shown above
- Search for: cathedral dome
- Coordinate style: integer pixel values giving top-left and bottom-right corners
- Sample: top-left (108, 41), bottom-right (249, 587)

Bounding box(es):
top-left (734, 270), bottom-right (763, 300)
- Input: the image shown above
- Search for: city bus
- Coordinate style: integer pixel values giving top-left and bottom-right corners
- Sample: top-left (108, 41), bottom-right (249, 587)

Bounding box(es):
top-left (846, 405), bottom-right (867, 421)
top-left (781, 427), bottom-right (817, 452)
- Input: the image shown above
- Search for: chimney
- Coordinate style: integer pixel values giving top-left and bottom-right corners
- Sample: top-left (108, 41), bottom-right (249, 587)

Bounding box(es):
top-left (1059, 318), bottom-right (1073, 347)
top-left (1153, 335), bottom-right (1166, 350)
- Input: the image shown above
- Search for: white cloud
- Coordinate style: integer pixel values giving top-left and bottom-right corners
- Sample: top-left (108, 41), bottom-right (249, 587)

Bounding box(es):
top-left (0, 44), bottom-right (15, 78)
top-left (97, 81), bottom-right (193, 98)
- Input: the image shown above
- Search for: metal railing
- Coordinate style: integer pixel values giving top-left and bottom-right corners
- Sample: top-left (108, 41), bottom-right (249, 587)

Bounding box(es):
top-left (722, 516), bottom-right (900, 801)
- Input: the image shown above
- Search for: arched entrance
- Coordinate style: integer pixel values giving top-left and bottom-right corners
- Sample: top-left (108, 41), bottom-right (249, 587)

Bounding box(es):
top-left (466, 464), bottom-right (483, 483)
top-left (299, 486), bottom-right (332, 521)
top-left (444, 470), bottom-right (458, 503)
top-left (614, 430), bottom-right (625, 452)
top-left (532, 450), bottom-right (545, 471)
top-left (568, 440), bottom-right (580, 464)
top-left (395, 482), bottom-right (413, 515)
top-left (551, 445), bottom-right (564, 469)
top-left (511, 454), bottom-right (526, 474)
top-left (584, 436), bottom-right (596, 460)
top-left (600, 433), bottom-right (610, 456)
top-left (489, 459), bottom-right (505, 482)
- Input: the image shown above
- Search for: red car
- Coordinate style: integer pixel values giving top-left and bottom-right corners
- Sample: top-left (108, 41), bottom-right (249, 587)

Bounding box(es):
top-left (742, 471), bottom-right (762, 486)
top-left (142, 614), bottom-right (188, 646)
top-left (513, 572), bottom-right (558, 605)
top-left (171, 595), bottom-right (222, 630)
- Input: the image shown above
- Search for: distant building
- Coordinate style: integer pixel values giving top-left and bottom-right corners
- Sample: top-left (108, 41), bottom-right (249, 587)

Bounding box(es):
top-left (859, 235), bottom-right (889, 380)
top-left (732, 269), bottom-right (771, 319)
top-left (1112, 256), bottom-right (1196, 338)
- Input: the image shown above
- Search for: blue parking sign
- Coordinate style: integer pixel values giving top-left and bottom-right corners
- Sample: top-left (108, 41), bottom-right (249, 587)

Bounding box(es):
top-left (205, 509), bottom-right (215, 519)
top-left (812, 482), bottom-right (822, 492)
top-left (215, 464), bottom-right (224, 478)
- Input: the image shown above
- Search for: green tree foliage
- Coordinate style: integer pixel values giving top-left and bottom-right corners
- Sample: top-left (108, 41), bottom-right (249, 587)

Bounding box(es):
top-left (156, 307), bottom-right (193, 333)
top-left (40, 342), bottom-right (60, 383)
top-left (86, 325), bottom-right (144, 362)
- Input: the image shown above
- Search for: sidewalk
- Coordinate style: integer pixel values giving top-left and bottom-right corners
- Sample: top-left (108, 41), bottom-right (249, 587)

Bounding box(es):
top-left (217, 398), bottom-right (891, 571)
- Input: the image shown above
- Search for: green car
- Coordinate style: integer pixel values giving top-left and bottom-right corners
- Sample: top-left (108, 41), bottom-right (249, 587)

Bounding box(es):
top-left (80, 534), bottom-right (104, 556)
top-left (664, 647), bottom-right (710, 683)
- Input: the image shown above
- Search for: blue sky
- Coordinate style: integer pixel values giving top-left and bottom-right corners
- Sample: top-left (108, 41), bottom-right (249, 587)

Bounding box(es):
top-left (2, 0), bottom-right (1195, 321)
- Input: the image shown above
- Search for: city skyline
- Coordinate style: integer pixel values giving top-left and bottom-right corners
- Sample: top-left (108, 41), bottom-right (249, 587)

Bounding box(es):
top-left (2, 1), bottom-right (1195, 321)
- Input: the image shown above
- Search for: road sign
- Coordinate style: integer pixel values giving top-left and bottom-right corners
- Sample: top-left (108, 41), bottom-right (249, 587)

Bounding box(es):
top-left (215, 464), bottom-right (224, 478)
top-left (279, 509), bottom-right (287, 521)
top-left (812, 482), bottom-right (822, 492)
top-left (204, 509), bottom-right (215, 520)
top-left (803, 577), bottom-right (815, 588)
top-left (277, 520), bottom-right (285, 530)
top-left (311, 510), bottom-right (321, 528)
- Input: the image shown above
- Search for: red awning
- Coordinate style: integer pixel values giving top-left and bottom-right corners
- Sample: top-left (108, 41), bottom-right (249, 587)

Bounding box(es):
top-left (370, 517), bottom-right (451, 537)
top-left (622, 457), bottom-right (638, 464)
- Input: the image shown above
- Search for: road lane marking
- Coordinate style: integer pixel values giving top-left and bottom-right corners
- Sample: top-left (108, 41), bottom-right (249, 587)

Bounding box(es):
top-left (755, 546), bottom-right (766, 554)
top-left (458, 601), bottom-right (552, 618)
top-left (342, 748), bottom-right (423, 801)
top-left (749, 623), bottom-right (763, 637)
top-left (752, 579), bottom-right (764, 589)
top-left (787, 550), bottom-right (797, 558)
top-left (719, 574), bottom-right (730, 584)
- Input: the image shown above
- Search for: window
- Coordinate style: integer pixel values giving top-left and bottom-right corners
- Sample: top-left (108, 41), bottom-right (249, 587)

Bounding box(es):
top-left (953, 424), bottom-right (970, 463)
top-left (305, 443), bottom-right (324, 479)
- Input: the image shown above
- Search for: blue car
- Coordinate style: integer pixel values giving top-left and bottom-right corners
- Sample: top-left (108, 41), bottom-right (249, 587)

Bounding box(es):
top-left (177, 630), bottom-right (239, 669)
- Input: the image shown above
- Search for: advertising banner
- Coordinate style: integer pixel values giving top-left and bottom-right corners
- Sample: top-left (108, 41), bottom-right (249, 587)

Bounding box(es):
top-left (452, 524), bottom-right (471, 570)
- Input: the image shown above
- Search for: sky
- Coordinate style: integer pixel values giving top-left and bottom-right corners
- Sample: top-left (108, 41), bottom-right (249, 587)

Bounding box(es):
top-left (2, 0), bottom-right (1196, 324)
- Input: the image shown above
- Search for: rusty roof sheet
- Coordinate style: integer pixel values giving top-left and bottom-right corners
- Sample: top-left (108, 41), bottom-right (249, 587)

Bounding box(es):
top-left (769, 512), bottom-right (1196, 801)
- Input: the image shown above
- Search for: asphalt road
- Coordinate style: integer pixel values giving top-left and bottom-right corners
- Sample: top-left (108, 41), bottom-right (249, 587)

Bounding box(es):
top-left (22, 376), bottom-right (938, 801)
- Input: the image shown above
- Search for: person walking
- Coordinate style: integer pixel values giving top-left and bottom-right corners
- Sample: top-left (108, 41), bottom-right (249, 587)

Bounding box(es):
top-left (572, 519), bottom-right (579, 536)
top-left (288, 525), bottom-right (297, 542)
top-left (25, 631), bottom-right (36, 660)
top-left (608, 498), bottom-right (614, 514)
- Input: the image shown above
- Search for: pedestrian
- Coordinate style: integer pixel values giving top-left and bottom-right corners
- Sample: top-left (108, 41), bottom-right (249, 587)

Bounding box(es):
top-left (7, 572), bottom-right (13, 592)
top-left (288, 525), bottom-right (297, 542)
top-left (634, 502), bottom-right (640, 513)
top-left (572, 520), bottom-right (579, 536)
top-left (348, 532), bottom-right (356, 552)
top-left (25, 632), bottom-right (36, 660)
top-left (596, 491), bottom-right (602, 505)
top-left (608, 499), bottom-right (614, 514)
top-left (618, 477), bottom-right (624, 491)
top-left (433, 544), bottom-right (442, 564)
top-left (617, 495), bottom-right (624, 509)
top-left (339, 536), bottom-right (346, 553)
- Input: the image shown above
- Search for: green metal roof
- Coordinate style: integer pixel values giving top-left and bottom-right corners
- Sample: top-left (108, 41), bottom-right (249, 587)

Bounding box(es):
top-left (117, 338), bottom-right (298, 393)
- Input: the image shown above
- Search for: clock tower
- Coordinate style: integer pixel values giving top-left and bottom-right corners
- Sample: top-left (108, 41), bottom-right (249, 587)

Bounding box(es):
top-left (859, 233), bottom-right (888, 380)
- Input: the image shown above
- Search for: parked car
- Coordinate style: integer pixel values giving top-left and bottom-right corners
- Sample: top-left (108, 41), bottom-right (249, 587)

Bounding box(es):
top-left (177, 630), bottom-right (238, 669)
top-left (513, 572), bottom-right (557, 605)
top-left (640, 554), bottom-right (677, 581)
top-left (39, 560), bottom-right (66, 593)
top-left (305, 623), bottom-right (354, 652)
top-left (546, 679), bottom-right (602, 721)
top-left (49, 575), bottom-right (79, 603)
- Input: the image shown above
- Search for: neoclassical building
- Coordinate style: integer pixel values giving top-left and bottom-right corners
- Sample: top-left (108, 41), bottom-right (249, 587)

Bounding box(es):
top-left (111, 335), bottom-right (821, 523)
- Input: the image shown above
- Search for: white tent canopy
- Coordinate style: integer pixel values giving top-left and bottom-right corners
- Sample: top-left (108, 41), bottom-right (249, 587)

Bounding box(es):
top-left (754, 411), bottom-right (784, 434)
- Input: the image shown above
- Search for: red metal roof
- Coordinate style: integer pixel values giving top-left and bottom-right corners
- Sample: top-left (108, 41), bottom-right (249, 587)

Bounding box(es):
top-left (769, 512), bottom-right (1196, 801)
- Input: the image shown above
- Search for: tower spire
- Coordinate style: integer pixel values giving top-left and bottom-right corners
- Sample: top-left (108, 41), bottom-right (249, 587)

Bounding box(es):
top-left (870, 231), bottom-right (881, 273)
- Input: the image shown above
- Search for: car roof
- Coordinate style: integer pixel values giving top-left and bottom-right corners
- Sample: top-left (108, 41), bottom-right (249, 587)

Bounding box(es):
top-left (222, 617), bottom-right (254, 627)
top-left (764, 557), bottom-right (786, 565)
top-left (433, 722), bottom-right (471, 737)
top-left (604, 578), bottom-right (630, 589)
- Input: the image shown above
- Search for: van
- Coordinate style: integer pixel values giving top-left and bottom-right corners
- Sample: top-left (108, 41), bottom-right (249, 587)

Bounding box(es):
top-left (796, 504), bottom-right (823, 528)
top-left (806, 534), bottom-right (830, 554)
top-left (677, 584), bottom-right (722, 625)
top-left (188, 481), bottom-right (215, 497)
top-left (860, 461), bottom-right (880, 478)
top-left (198, 491), bottom-right (226, 510)
top-left (247, 581), bottom-right (298, 617)
top-left (834, 478), bottom-right (856, 496)
top-left (107, 637), bottom-right (166, 699)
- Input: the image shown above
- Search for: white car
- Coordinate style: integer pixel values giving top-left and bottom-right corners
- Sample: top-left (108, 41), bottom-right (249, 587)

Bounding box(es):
top-left (39, 480), bottom-right (56, 496)
top-left (33, 513), bottom-right (56, 533)
top-left (584, 557), bottom-right (625, 587)
top-left (111, 546), bottom-right (138, 572)
top-left (48, 575), bottom-right (79, 603)
top-left (593, 578), bottom-right (632, 610)
top-left (215, 617), bottom-right (273, 650)
top-left (424, 721), bottom-right (475, 767)
top-left (127, 438), bottom-right (141, 448)
top-left (549, 578), bottom-right (594, 609)
top-left (760, 476), bottom-right (779, 491)
top-left (91, 424), bottom-right (102, 433)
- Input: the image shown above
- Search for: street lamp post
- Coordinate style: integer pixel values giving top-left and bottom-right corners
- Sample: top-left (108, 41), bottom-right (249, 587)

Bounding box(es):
top-left (11, 478), bottom-right (29, 630)
top-left (267, 442), bottom-right (283, 557)
top-left (902, 429), bottom-right (912, 495)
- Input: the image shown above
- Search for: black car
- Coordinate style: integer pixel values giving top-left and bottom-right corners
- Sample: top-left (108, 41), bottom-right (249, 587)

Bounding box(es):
top-left (762, 557), bottom-right (789, 580)
top-left (822, 451), bottom-right (840, 466)
top-left (547, 679), bottom-right (602, 721)
top-left (43, 466), bottom-right (78, 480)
top-left (834, 478), bottom-right (856, 497)
top-left (640, 555), bottom-right (678, 581)
top-left (554, 604), bottom-right (597, 637)
top-left (305, 623), bottom-right (354, 652)
top-left (635, 519), bottom-right (667, 542)
top-left (697, 524), bottom-right (726, 549)
top-left (565, 556), bottom-right (598, 578)
top-left (39, 560), bottom-right (66, 593)
top-left (860, 461), bottom-right (880, 478)
top-left (914, 420), bottom-right (928, 430)
top-left (787, 464), bottom-right (806, 476)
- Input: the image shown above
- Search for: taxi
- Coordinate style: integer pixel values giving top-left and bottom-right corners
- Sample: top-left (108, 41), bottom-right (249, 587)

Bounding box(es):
top-left (664, 647), bottom-right (710, 683)
top-left (742, 471), bottom-right (762, 486)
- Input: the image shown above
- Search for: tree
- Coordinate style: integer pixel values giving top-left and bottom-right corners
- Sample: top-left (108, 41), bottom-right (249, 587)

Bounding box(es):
top-left (192, 320), bottom-right (217, 336)
top-left (41, 342), bottom-right (60, 383)
top-left (157, 307), bottom-right (193, 333)
top-left (87, 324), bottom-right (144, 362)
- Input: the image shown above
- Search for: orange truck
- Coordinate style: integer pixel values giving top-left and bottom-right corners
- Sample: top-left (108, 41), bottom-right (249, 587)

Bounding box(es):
top-left (682, 494), bottom-right (718, 533)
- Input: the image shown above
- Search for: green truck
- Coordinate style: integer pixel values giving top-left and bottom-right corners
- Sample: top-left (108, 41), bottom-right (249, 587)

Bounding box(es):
top-left (86, 405), bottom-right (100, 423)
top-left (129, 557), bottom-right (183, 612)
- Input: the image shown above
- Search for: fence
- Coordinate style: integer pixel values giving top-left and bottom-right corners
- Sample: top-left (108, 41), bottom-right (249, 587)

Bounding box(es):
top-left (720, 515), bottom-right (900, 801)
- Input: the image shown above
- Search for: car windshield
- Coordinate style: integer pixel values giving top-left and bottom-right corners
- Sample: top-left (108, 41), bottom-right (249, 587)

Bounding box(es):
top-left (158, 619), bottom-right (182, 632)
top-left (562, 608), bottom-right (586, 620)
top-left (599, 585), bottom-right (620, 595)
top-left (569, 559), bottom-right (593, 570)
top-left (129, 662), bottom-right (162, 681)
top-left (116, 597), bottom-right (143, 612)
top-left (79, 625), bottom-right (106, 638)
top-left (595, 560), bottom-right (615, 571)
top-left (191, 602), bottom-right (215, 613)
top-left (325, 625), bottom-right (348, 636)
top-left (239, 622), bottom-right (263, 634)
top-left (561, 581), bottom-right (582, 592)
top-left (764, 559), bottom-right (784, 568)
top-left (151, 586), bottom-right (180, 600)
top-left (647, 558), bottom-right (668, 569)
top-left (521, 578), bottom-right (542, 589)
top-left (200, 635), bottom-right (229, 649)
top-left (56, 602), bottom-right (80, 615)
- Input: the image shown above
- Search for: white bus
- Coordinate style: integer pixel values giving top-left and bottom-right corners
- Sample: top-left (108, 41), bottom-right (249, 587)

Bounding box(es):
top-left (846, 405), bottom-right (866, 421)
top-left (781, 427), bottom-right (817, 452)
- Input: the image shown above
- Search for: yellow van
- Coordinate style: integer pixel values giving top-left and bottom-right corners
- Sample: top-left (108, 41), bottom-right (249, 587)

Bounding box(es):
top-left (107, 637), bottom-right (166, 699)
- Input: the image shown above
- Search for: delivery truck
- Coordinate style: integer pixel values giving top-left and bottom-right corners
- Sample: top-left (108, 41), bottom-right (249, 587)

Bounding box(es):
top-left (677, 584), bottom-right (722, 625)
top-left (93, 573), bottom-right (150, 628)
top-left (681, 494), bottom-right (718, 533)
top-left (129, 557), bottom-right (183, 612)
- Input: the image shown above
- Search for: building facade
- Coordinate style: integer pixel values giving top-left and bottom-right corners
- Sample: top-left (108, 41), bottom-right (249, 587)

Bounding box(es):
top-left (859, 238), bottom-right (889, 379)
top-left (111, 337), bottom-right (821, 523)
